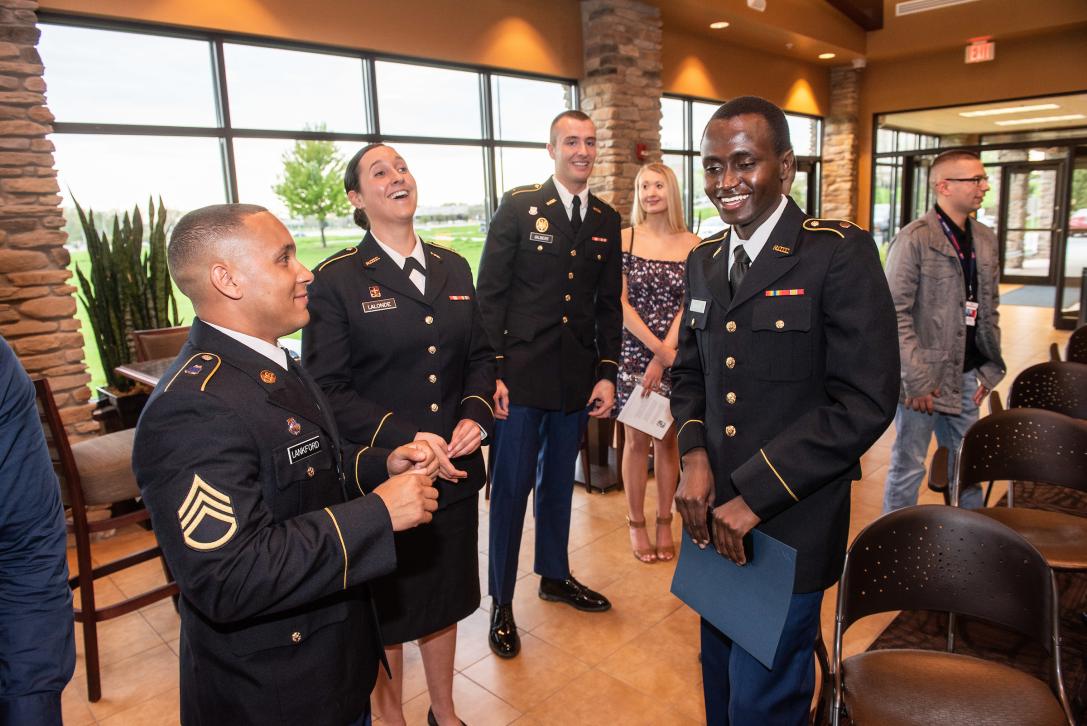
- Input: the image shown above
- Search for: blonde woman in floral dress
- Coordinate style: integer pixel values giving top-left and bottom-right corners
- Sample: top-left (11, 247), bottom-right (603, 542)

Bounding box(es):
top-left (616, 163), bottom-right (699, 563)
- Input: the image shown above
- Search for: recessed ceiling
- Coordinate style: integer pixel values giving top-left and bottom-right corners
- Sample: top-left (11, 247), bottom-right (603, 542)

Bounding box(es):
top-left (880, 93), bottom-right (1087, 135)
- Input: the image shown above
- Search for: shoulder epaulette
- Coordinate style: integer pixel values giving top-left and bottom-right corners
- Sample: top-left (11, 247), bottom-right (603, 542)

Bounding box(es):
top-left (802, 218), bottom-right (862, 239)
top-left (510, 183), bottom-right (542, 196)
top-left (164, 353), bottom-right (221, 393)
top-left (316, 247), bottom-right (358, 271)
top-left (424, 241), bottom-right (463, 258)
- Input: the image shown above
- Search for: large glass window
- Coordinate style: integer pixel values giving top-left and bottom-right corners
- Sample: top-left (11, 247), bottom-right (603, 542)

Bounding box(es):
top-left (661, 94), bottom-right (824, 234)
top-left (41, 19), bottom-right (575, 388)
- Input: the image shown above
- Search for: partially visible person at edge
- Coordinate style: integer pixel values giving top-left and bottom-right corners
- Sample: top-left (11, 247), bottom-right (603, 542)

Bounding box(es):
top-left (133, 203), bottom-right (440, 725)
top-left (613, 162), bottom-right (698, 564)
top-left (303, 143), bottom-right (494, 726)
top-left (0, 335), bottom-right (74, 726)
top-left (670, 96), bottom-right (899, 725)
top-left (475, 110), bottom-right (622, 660)
top-left (882, 149), bottom-right (1005, 513)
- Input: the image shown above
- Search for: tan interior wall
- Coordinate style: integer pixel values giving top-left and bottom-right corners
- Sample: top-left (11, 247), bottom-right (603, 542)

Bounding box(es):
top-left (38, 0), bottom-right (584, 78)
top-left (855, 25), bottom-right (1087, 229)
top-left (660, 27), bottom-right (829, 115)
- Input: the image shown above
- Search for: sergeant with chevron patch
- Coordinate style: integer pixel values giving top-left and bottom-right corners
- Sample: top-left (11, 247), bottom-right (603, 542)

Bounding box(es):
top-left (133, 204), bottom-right (441, 726)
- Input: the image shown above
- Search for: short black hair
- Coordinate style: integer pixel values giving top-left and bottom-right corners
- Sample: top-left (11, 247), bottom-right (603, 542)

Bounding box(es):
top-left (705, 96), bottom-right (792, 155)
top-left (168, 203), bottom-right (267, 298)
top-left (343, 143), bottom-right (388, 230)
top-left (549, 109), bottom-right (593, 145)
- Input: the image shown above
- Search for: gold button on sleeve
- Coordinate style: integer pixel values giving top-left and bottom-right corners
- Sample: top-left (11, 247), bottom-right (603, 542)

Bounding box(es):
top-left (775, 320), bottom-right (785, 330)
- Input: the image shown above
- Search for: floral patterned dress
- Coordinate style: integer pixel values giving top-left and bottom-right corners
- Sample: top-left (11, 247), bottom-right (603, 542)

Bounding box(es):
top-left (615, 230), bottom-right (687, 415)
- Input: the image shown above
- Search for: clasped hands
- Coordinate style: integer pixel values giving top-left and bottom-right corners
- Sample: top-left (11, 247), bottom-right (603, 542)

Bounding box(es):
top-left (674, 449), bottom-right (760, 565)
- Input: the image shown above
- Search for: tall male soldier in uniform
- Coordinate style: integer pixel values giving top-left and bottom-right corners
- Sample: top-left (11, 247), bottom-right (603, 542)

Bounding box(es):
top-left (476, 110), bottom-right (622, 658)
top-left (133, 204), bottom-right (440, 725)
top-left (671, 97), bottom-right (899, 724)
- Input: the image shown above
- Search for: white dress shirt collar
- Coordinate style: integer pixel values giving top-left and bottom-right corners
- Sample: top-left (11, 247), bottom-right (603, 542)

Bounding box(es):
top-left (552, 176), bottom-right (589, 223)
top-left (728, 194), bottom-right (789, 267)
top-left (372, 232), bottom-right (427, 294)
top-left (205, 321), bottom-right (288, 371)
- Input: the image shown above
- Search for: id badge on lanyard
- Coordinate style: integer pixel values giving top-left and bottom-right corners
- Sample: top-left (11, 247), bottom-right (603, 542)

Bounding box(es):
top-left (964, 300), bottom-right (978, 327)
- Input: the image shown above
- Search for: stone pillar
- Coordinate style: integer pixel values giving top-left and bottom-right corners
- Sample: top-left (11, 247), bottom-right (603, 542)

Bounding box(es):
top-left (0, 0), bottom-right (94, 437)
top-left (580, 0), bottom-right (662, 224)
top-left (821, 66), bottom-right (861, 222)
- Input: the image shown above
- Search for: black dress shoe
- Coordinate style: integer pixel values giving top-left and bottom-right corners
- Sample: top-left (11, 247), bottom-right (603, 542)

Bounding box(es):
top-left (489, 602), bottom-right (520, 658)
top-left (427, 706), bottom-right (466, 726)
top-left (538, 575), bottom-right (611, 612)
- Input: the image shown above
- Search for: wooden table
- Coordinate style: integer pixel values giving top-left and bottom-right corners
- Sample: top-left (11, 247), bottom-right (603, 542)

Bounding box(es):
top-left (114, 358), bottom-right (174, 388)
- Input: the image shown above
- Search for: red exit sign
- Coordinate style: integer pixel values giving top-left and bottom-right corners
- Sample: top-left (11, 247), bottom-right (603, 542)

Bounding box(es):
top-left (965, 39), bottom-right (995, 64)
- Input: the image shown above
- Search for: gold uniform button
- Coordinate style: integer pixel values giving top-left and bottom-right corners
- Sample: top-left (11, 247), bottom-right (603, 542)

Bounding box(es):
top-left (570, 250), bottom-right (577, 257)
top-left (726, 321), bottom-right (737, 333)
top-left (775, 320), bottom-right (785, 330)
top-left (562, 315), bottom-right (569, 324)
top-left (306, 466), bottom-right (316, 478)
top-left (425, 315), bottom-right (434, 325)
top-left (291, 631), bottom-right (302, 644)
top-left (428, 374), bottom-right (437, 383)
top-left (568, 272), bottom-right (574, 279)
top-left (537, 245), bottom-right (544, 252)
top-left (726, 392), bottom-right (737, 404)
top-left (596, 254), bottom-right (604, 261)
top-left (725, 356), bottom-right (736, 369)
top-left (725, 425), bottom-right (737, 437)
top-left (427, 345), bottom-right (437, 354)
top-left (430, 403), bottom-right (439, 413)
top-left (564, 294), bottom-right (572, 302)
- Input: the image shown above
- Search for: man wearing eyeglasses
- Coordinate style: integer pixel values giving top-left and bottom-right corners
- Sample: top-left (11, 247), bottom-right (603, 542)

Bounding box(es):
top-left (882, 149), bottom-right (1006, 513)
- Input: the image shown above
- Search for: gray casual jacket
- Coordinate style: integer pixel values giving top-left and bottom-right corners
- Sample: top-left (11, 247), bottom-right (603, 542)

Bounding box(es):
top-left (884, 208), bottom-right (1005, 414)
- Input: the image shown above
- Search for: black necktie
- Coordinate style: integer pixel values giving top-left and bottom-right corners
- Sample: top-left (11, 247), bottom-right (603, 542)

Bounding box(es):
top-left (403, 257), bottom-right (426, 279)
top-left (570, 195), bottom-right (582, 234)
top-left (730, 245), bottom-right (750, 296)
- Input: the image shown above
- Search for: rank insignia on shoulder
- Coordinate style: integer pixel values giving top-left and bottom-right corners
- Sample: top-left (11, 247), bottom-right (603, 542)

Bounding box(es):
top-left (365, 256), bottom-right (381, 267)
top-left (369, 285), bottom-right (381, 299)
top-left (260, 369), bottom-right (277, 384)
top-left (765, 289), bottom-right (805, 296)
top-left (178, 475), bottom-right (237, 551)
top-left (535, 217), bottom-right (549, 233)
top-left (772, 245), bottom-right (791, 254)
top-left (529, 206), bottom-right (538, 216)
top-left (287, 417), bottom-right (302, 435)
top-left (183, 363), bottom-right (203, 375)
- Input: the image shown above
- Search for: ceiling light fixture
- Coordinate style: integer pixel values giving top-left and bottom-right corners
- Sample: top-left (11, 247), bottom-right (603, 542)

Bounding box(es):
top-left (993, 114), bottom-right (1085, 127)
top-left (818, 53), bottom-right (836, 60)
top-left (710, 21), bottom-right (730, 29)
top-left (960, 103), bottom-right (1060, 118)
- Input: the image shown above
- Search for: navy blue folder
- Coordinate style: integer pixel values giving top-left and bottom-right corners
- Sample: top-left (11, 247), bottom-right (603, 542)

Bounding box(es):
top-left (670, 529), bottom-right (797, 668)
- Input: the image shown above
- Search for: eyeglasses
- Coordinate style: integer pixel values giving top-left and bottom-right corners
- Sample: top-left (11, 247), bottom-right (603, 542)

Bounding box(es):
top-left (943, 176), bottom-right (989, 186)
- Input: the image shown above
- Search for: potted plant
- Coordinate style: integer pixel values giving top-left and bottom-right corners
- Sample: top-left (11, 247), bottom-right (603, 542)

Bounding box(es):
top-left (74, 196), bottom-right (181, 430)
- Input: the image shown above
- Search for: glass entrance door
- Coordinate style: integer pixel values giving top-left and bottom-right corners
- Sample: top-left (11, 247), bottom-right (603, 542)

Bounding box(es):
top-left (999, 163), bottom-right (1062, 284)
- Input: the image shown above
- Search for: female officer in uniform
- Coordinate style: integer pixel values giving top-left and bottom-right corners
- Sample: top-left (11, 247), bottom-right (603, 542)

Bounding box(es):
top-left (303, 144), bottom-right (494, 726)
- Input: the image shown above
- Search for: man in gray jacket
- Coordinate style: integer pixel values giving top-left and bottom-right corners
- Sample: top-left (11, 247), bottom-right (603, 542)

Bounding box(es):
top-left (883, 149), bottom-right (1005, 512)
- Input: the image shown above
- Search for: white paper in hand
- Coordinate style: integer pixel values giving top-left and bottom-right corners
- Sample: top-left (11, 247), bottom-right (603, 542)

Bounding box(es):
top-left (617, 384), bottom-right (674, 440)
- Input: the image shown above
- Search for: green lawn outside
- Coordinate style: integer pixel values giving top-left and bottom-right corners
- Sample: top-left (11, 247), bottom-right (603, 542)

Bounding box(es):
top-left (70, 224), bottom-right (487, 391)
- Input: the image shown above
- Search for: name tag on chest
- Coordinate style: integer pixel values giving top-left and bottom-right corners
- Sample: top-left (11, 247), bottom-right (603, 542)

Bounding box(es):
top-left (529, 232), bottom-right (553, 244)
top-left (288, 435), bottom-right (322, 464)
top-left (362, 298), bottom-right (397, 313)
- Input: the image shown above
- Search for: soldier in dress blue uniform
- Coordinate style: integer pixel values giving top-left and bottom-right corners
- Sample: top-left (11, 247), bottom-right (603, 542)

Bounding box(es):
top-left (133, 204), bottom-right (440, 726)
top-left (671, 97), bottom-right (899, 725)
top-left (304, 144), bottom-right (494, 726)
top-left (476, 110), bottom-right (623, 658)
top-left (0, 335), bottom-right (74, 725)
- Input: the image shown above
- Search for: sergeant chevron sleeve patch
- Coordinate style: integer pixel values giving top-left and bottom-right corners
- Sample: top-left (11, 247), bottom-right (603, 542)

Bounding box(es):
top-left (178, 474), bottom-right (238, 551)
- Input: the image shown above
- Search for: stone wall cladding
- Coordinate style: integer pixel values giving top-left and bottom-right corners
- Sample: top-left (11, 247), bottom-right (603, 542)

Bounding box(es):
top-left (0, 0), bottom-right (95, 437)
top-left (821, 66), bottom-right (860, 223)
top-left (580, 0), bottom-right (662, 224)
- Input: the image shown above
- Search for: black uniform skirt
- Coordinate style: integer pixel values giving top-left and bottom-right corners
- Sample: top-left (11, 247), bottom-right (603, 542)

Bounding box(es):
top-left (371, 494), bottom-right (480, 645)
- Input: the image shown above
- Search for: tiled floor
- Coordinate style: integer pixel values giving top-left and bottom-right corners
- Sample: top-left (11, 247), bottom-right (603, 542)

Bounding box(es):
top-left (59, 296), bottom-right (1071, 725)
